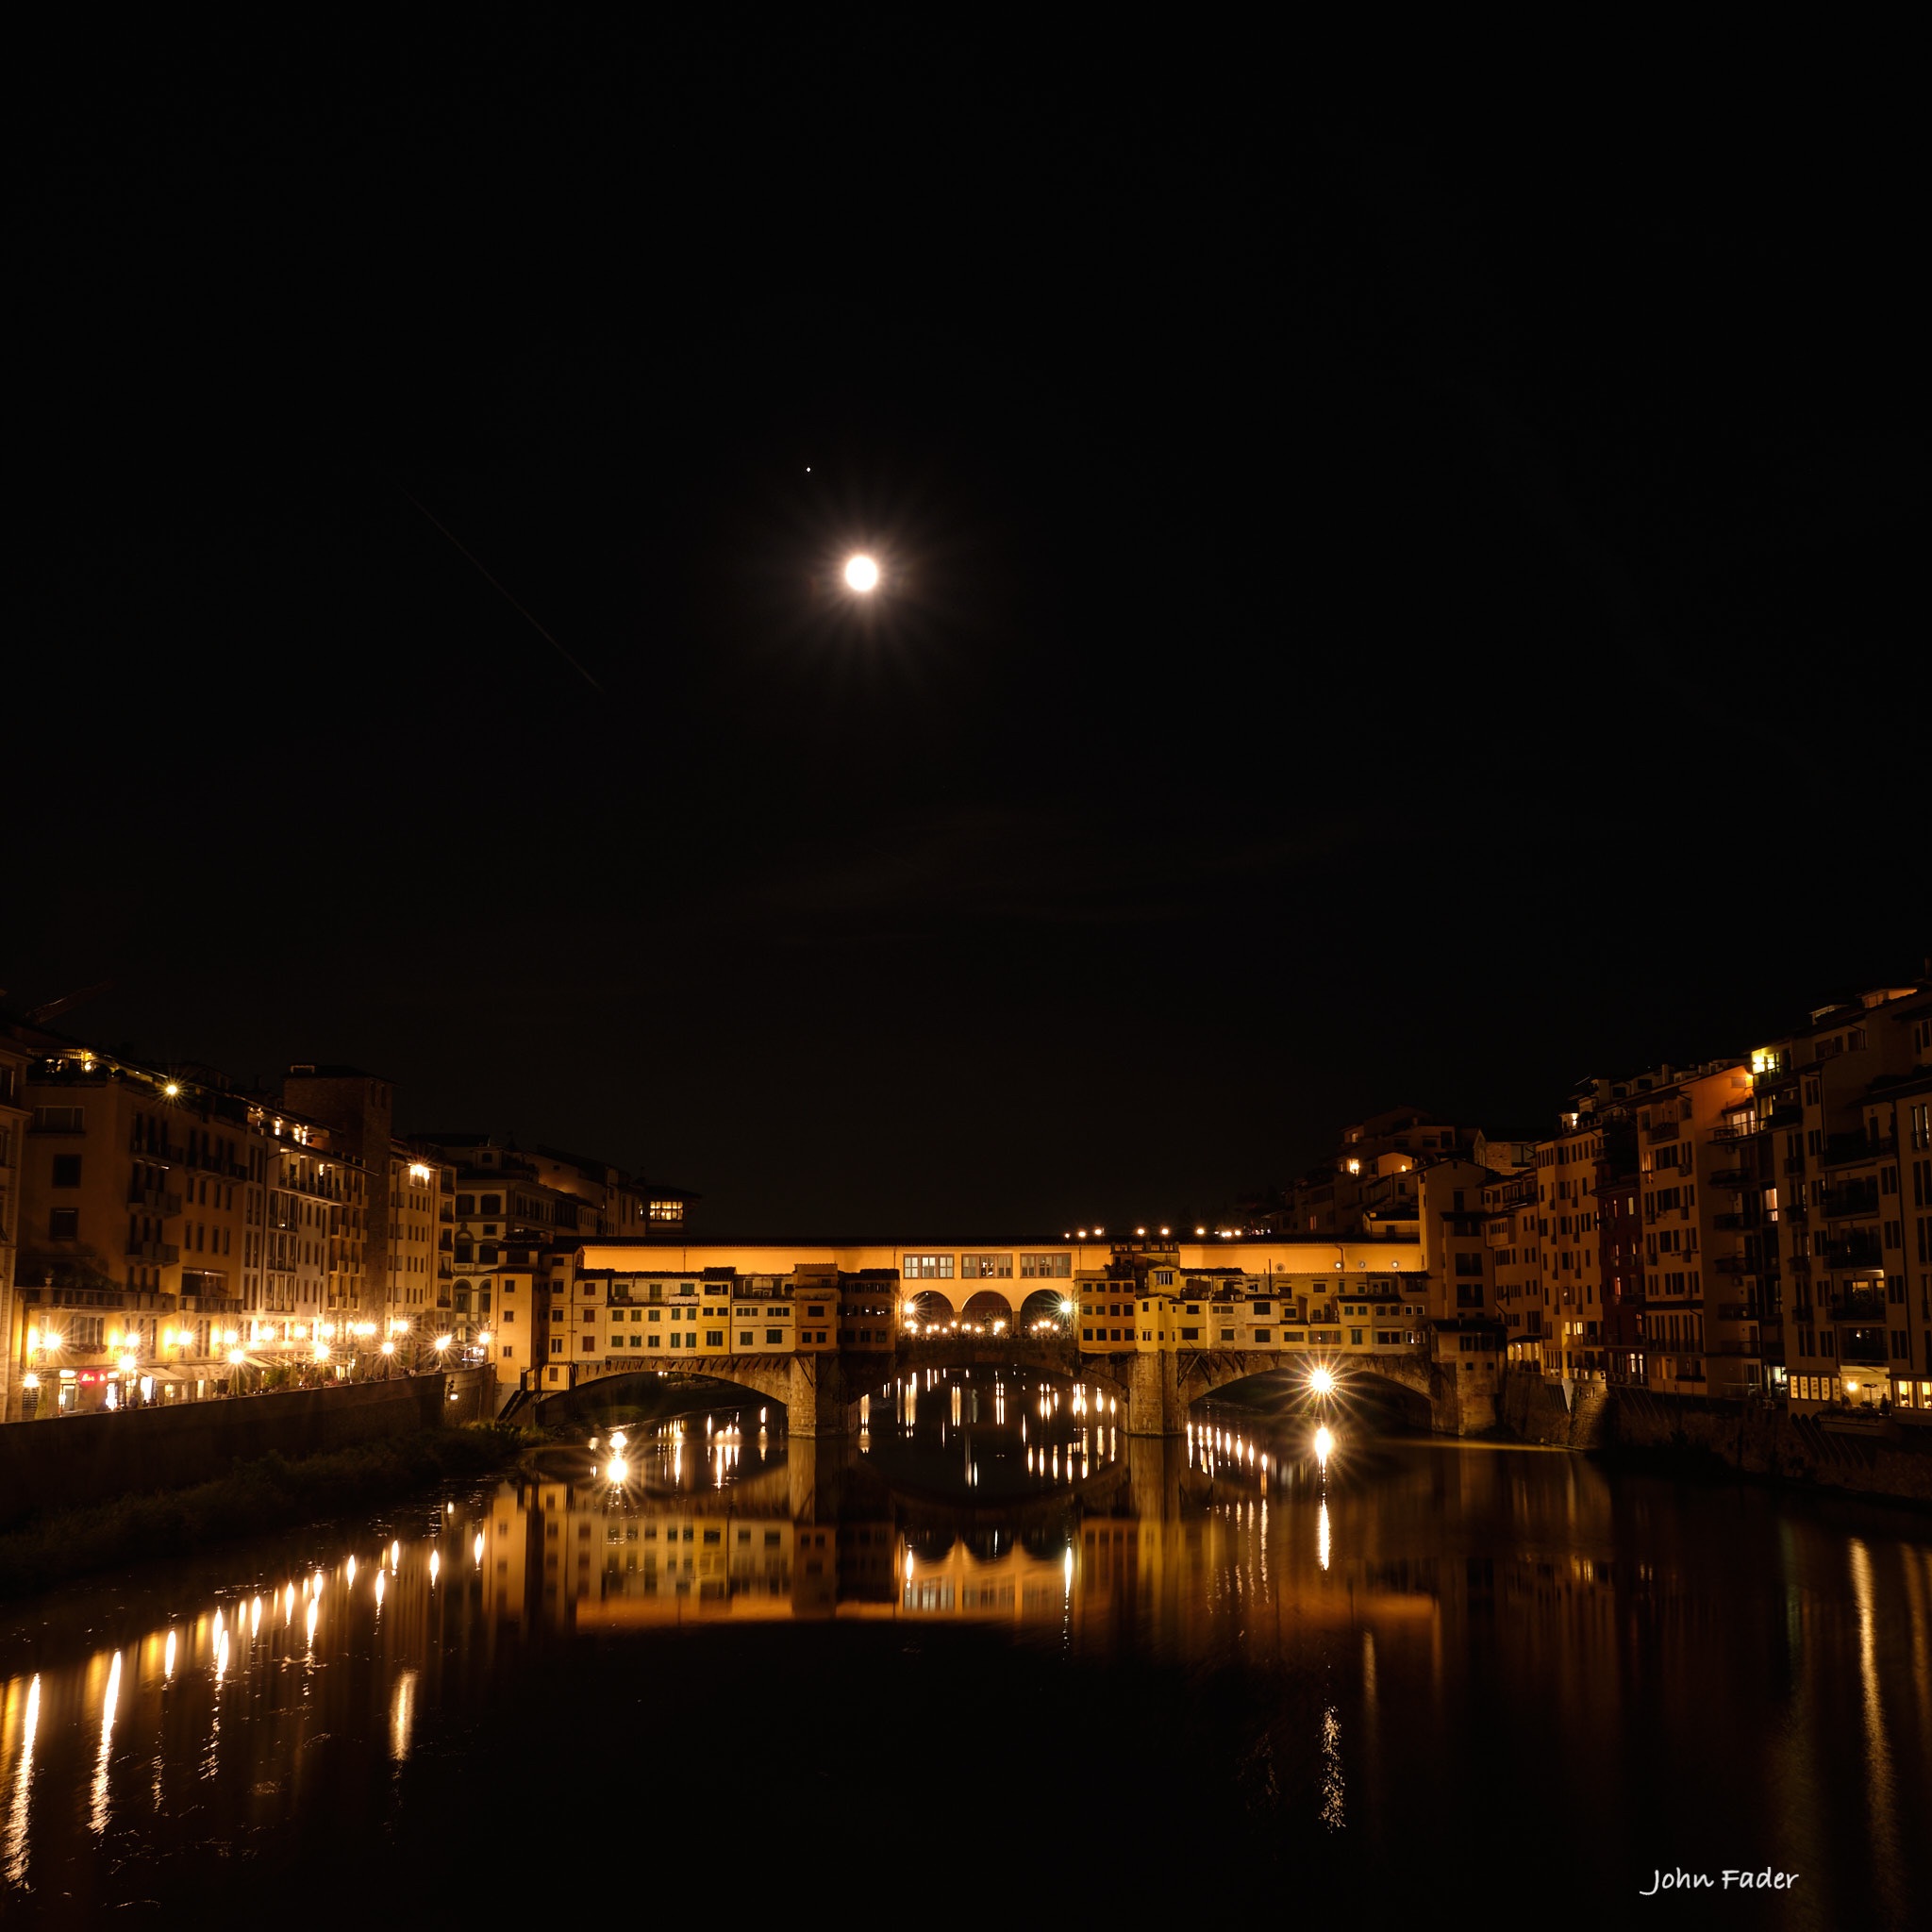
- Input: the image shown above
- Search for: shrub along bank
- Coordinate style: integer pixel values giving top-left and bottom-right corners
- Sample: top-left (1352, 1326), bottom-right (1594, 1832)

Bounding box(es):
top-left (0, 1422), bottom-right (532, 1600)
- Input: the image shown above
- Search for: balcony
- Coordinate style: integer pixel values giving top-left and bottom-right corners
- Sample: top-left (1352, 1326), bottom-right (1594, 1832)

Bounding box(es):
top-left (1644, 1120), bottom-right (1682, 1145)
top-left (126, 1184), bottom-right (184, 1215)
top-left (1710, 1255), bottom-right (1752, 1275)
top-left (1709, 1167), bottom-right (1755, 1190)
top-left (1824, 1132), bottom-right (1896, 1168)
top-left (1714, 1302), bottom-right (1761, 1323)
top-left (125, 1240), bottom-right (179, 1263)
top-left (1829, 1290), bottom-right (1887, 1322)
top-left (1838, 1330), bottom-right (1890, 1367)
top-left (1824, 1240), bottom-right (1884, 1271)
top-left (1711, 1211), bottom-right (1754, 1231)
top-left (180, 1291), bottom-right (244, 1315)
top-left (1818, 1187), bottom-right (1880, 1220)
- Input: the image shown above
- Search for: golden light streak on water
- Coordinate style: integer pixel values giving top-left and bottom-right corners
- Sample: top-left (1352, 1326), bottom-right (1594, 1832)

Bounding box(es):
top-left (389, 1671), bottom-right (416, 1762)
top-left (6, 1676), bottom-right (39, 1883)
top-left (1849, 1539), bottom-right (1902, 1912)
top-left (91, 1653), bottom-right (121, 1835)
top-left (1320, 1706), bottom-right (1344, 1831)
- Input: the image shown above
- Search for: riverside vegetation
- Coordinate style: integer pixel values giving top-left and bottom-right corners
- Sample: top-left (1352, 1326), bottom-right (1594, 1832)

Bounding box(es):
top-left (0, 1422), bottom-right (534, 1599)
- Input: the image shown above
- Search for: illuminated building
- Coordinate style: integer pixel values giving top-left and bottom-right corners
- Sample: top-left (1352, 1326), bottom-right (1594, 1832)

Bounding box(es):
top-left (1740, 986), bottom-right (1932, 1413)
top-left (1529, 1111), bottom-right (1613, 1381)
top-left (1281, 1109), bottom-right (1481, 1236)
top-left (1486, 1163), bottom-right (1544, 1373)
top-left (382, 1147), bottom-right (454, 1335)
top-left (1416, 1158), bottom-right (1507, 1411)
top-left (280, 1067), bottom-right (393, 1321)
top-left (0, 1033), bottom-right (29, 1419)
top-left (0, 1041), bottom-right (376, 1410)
top-left (406, 1134), bottom-right (695, 1357)
top-left (1074, 1246), bottom-right (1424, 1358)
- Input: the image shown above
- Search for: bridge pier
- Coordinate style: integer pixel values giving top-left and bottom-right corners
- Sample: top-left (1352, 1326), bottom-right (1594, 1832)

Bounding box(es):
top-left (1127, 1436), bottom-right (1188, 1515)
top-left (1125, 1349), bottom-right (1187, 1437)
top-left (786, 1353), bottom-right (849, 1438)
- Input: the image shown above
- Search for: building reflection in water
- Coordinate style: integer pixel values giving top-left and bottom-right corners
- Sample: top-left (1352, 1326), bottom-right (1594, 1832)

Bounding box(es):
top-left (0, 1370), bottom-right (1929, 1912)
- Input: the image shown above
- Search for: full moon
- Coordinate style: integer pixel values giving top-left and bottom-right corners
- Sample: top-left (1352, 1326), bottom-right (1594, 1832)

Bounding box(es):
top-left (843, 554), bottom-right (879, 592)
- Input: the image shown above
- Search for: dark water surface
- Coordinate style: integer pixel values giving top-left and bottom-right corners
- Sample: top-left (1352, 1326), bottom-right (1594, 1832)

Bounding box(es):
top-left (3, 1370), bottom-right (1930, 1927)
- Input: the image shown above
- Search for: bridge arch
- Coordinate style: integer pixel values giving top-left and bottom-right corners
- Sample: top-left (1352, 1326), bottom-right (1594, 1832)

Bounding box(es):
top-left (958, 1288), bottom-right (1017, 1326)
top-left (1017, 1287), bottom-right (1073, 1334)
top-left (535, 1359), bottom-right (803, 1431)
top-left (1177, 1352), bottom-right (1442, 1431)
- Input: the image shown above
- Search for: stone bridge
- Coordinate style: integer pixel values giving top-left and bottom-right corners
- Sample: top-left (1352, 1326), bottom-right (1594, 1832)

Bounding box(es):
top-left (537, 1334), bottom-right (1466, 1437)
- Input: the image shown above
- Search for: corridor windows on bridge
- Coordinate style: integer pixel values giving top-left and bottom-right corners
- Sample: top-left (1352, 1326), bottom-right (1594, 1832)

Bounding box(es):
top-left (960, 1253), bottom-right (1012, 1278)
top-left (765, 1328), bottom-right (783, 1343)
top-left (904, 1254), bottom-right (954, 1279)
top-left (1020, 1254), bottom-right (1071, 1278)
top-left (739, 1330), bottom-right (754, 1345)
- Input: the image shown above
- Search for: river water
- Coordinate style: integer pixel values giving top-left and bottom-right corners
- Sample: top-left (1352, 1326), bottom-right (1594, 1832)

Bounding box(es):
top-left (2, 1368), bottom-right (1929, 1927)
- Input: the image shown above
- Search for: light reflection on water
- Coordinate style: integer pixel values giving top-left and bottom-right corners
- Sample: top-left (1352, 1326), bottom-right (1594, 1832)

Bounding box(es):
top-left (0, 1371), bottom-right (1927, 1921)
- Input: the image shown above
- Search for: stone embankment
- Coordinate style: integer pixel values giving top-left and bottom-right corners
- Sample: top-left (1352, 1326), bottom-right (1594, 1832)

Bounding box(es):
top-left (1496, 1365), bottom-right (1932, 1506)
top-left (0, 1368), bottom-right (495, 1527)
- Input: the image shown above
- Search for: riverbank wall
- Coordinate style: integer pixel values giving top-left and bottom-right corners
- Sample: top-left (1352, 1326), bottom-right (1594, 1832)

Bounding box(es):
top-left (0, 1370), bottom-right (493, 1528)
top-left (1495, 1366), bottom-right (1932, 1505)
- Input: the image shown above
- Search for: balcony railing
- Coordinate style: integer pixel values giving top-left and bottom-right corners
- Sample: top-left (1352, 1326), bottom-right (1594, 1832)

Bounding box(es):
top-left (1709, 1167), bottom-right (1755, 1190)
top-left (1829, 1291), bottom-right (1886, 1322)
top-left (1714, 1302), bottom-right (1760, 1323)
top-left (125, 1240), bottom-right (180, 1263)
top-left (1824, 1133), bottom-right (1897, 1167)
top-left (1818, 1189), bottom-right (1880, 1220)
top-left (1824, 1241), bottom-right (1884, 1271)
top-left (180, 1292), bottom-right (245, 1314)
top-left (126, 1184), bottom-right (184, 1215)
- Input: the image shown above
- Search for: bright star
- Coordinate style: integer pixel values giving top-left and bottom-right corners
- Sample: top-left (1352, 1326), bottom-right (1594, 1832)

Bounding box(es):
top-left (844, 554), bottom-right (879, 592)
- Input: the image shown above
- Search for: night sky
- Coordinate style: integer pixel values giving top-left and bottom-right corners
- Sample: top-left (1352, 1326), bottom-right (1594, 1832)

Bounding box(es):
top-left (9, 30), bottom-right (1924, 1233)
